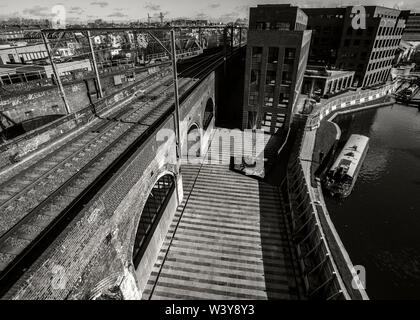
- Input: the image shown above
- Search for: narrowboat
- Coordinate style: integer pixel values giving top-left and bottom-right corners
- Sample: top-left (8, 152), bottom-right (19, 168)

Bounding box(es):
top-left (324, 134), bottom-right (369, 198)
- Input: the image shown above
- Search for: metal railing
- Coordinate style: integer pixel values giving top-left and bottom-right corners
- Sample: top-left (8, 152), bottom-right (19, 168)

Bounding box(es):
top-left (305, 81), bottom-right (399, 130)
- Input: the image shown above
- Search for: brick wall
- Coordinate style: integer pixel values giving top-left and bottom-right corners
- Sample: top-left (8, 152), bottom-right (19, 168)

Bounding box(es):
top-left (5, 72), bottom-right (216, 300)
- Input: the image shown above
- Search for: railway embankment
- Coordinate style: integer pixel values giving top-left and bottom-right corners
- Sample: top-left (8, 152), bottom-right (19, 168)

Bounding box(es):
top-left (0, 67), bottom-right (171, 171)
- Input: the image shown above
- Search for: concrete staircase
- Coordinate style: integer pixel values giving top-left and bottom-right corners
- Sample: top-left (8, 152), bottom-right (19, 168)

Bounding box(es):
top-left (142, 129), bottom-right (301, 300)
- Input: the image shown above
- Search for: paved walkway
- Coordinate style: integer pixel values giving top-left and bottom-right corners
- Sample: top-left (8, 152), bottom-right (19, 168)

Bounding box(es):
top-left (142, 129), bottom-right (302, 300)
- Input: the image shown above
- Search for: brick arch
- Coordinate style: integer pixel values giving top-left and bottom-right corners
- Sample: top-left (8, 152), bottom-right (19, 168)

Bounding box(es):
top-left (203, 97), bottom-right (214, 130)
top-left (125, 164), bottom-right (180, 294)
top-left (186, 122), bottom-right (202, 160)
top-left (127, 167), bottom-right (177, 259)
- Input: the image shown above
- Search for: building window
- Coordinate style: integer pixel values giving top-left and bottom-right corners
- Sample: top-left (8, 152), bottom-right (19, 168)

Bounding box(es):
top-left (278, 92), bottom-right (290, 105)
top-left (284, 48), bottom-right (296, 65)
top-left (250, 69), bottom-right (260, 86)
top-left (249, 92), bottom-right (259, 106)
top-left (268, 47), bottom-right (279, 64)
top-left (281, 71), bottom-right (292, 85)
top-left (344, 39), bottom-right (350, 47)
top-left (266, 70), bottom-right (276, 86)
top-left (261, 112), bottom-right (272, 133)
top-left (275, 22), bottom-right (290, 30)
top-left (264, 94), bottom-right (274, 107)
top-left (275, 114), bottom-right (285, 128)
top-left (251, 47), bottom-right (263, 63)
top-left (285, 48), bottom-right (296, 59)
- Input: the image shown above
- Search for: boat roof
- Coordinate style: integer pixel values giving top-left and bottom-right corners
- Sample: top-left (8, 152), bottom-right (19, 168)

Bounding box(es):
top-left (330, 134), bottom-right (369, 178)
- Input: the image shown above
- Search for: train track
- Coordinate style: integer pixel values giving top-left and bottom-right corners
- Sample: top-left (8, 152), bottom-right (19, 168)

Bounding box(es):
top-left (0, 47), bottom-right (238, 296)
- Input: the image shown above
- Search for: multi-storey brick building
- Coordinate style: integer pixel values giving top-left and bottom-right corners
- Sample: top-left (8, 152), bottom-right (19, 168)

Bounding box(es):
top-left (304, 6), bottom-right (406, 88)
top-left (303, 8), bottom-right (346, 67)
top-left (242, 4), bottom-right (311, 134)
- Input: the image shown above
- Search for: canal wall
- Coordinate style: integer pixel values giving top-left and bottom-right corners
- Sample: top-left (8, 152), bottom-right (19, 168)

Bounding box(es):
top-left (285, 81), bottom-right (400, 299)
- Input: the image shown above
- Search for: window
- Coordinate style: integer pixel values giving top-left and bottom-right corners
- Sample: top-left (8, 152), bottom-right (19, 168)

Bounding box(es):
top-left (268, 47), bottom-right (279, 63)
top-left (249, 92), bottom-right (259, 105)
top-left (275, 114), bottom-right (285, 128)
top-left (281, 71), bottom-right (292, 85)
top-left (250, 69), bottom-right (260, 86)
top-left (264, 94), bottom-right (274, 107)
top-left (353, 39), bottom-right (360, 46)
top-left (344, 39), bottom-right (350, 47)
top-left (266, 70), bottom-right (276, 85)
top-left (278, 92), bottom-right (290, 106)
top-left (261, 112), bottom-right (272, 133)
top-left (251, 47), bottom-right (263, 63)
top-left (285, 48), bottom-right (296, 59)
top-left (284, 48), bottom-right (296, 65)
top-left (275, 22), bottom-right (290, 30)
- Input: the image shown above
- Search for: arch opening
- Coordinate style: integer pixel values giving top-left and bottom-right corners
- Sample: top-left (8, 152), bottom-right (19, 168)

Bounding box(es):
top-left (203, 98), bottom-right (214, 130)
top-left (132, 174), bottom-right (175, 269)
top-left (186, 124), bottom-right (201, 160)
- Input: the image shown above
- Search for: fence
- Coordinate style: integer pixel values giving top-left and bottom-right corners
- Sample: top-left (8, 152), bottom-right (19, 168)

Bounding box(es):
top-left (305, 81), bottom-right (400, 130)
top-left (286, 116), bottom-right (352, 300)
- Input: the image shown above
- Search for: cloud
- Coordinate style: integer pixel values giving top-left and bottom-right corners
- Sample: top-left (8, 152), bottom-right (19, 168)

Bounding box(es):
top-left (219, 12), bottom-right (240, 22)
top-left (90, 1), bottom-right (109, 8)
top-left (195, 13), bottom-right (210, 19)
top-left (108, 12), bottom-right (128, 18)
top-left (209, 3), bottom-right (220, 9)
top-left (22, 5), bottom-right (51, 18)
top-left (235, 5), bottom-right (250, 14)
top-left (144, 2), bottom-right (161, 11)
top-left (69, 6), bottom-right (84, 15)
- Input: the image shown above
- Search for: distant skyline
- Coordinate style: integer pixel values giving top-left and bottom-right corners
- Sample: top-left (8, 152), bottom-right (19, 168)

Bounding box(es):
top-left (0, 0), bottom-right (419, 23)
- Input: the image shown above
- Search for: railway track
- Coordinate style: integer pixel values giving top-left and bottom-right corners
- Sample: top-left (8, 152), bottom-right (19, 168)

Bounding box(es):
top-left (0, 48), bottom-right (237, 296)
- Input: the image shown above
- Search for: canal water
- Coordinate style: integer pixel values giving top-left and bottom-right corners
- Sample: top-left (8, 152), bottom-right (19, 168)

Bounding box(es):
top-left (325, 103), bottom-right (420, 299)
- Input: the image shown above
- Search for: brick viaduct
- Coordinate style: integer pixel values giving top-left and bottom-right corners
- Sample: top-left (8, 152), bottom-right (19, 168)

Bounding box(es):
top-left (4, 72), bottom-right (216, 300)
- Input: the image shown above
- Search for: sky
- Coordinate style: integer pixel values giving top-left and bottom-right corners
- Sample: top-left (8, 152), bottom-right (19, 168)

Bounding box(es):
top-left (0, 0), bottom-right (419, 23)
